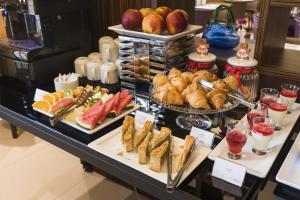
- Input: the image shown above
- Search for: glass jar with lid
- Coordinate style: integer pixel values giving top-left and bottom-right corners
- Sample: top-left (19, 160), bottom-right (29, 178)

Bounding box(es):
top-left (225, 42), bottom-right (259, 102)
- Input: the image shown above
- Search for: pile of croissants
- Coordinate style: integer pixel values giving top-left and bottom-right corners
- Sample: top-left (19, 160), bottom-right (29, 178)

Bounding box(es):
top-left (152, 68), bottom-right (249, 110)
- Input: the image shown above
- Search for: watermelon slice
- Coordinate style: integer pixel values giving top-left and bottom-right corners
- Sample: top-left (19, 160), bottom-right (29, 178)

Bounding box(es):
top-left (107, 92), bottom-right (120, 118)
top-left (76, 101), bottom-right (105, 129)
top-left (97, 95), bottom-right (118, 123)
top-left (50, 97), bottom-right (74, 114)
top-left (116, 91), bottom-right (133, 115)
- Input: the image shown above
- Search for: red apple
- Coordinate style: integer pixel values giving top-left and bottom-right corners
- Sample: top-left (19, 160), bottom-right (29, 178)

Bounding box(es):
top-left (174, 9), bottom-right (189, 23)
top-left (155, 6), bottom-right (172, 19)
top-left (140, 8), bottom-right (155, 17)
top-left (142, 13), bottom-right (165, 35)
top-left (122, 9), bottom-right (143, 31)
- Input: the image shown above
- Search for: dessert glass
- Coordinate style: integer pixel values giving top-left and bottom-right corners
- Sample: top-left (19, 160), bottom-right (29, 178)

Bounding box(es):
top-left (280, 84), bottom-right (299, 113)
top-left (259, 88), bottom-right (279, 106)
top-left (252, 117), bottom-right (274, 155)
top-left (268, 98), bottom-right (288, 130)
top-left (226, 128), bottom-right (247, 160)
top-left (247, 104), bottom-right (267, 135)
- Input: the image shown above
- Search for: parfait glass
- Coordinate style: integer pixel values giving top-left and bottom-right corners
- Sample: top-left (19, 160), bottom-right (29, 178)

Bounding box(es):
top-left (226, 128), bottom-right (247, 160)
top-left (246, 103), bottom-right (267, 135)
top-left (251, 117), bottom-right (275, 155)
top-left (268, 98), bottom-right (288, 130)
top-left (280, 84), bottom-right (299, 114)
top-left (259, 88), bottom-right (279, 106)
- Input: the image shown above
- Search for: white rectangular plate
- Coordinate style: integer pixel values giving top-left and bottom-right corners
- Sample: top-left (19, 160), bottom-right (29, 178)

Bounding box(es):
top-left (209, 103), bottom-right (300, 178)
top-left (88, 127), bottom-right (211, 185)
top-left (276, 133), bottom-right (300, 190)
top-left (108, 24), bottom-right (202, 41)
top-left (33, 104), bottom-right (140, 134)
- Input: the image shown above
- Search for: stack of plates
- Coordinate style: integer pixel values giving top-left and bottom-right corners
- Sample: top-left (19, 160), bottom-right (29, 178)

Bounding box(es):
top-left (295, 17), bottom-right (300, 38)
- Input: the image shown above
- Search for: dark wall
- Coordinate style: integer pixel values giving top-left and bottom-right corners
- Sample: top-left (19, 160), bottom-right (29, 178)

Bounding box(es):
top-left (90, 0), bottom-right (195, 50)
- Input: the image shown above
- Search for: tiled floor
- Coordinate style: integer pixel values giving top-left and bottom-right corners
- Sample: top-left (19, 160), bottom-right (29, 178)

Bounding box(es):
top-left (0, 119), bottom-right (145, 200)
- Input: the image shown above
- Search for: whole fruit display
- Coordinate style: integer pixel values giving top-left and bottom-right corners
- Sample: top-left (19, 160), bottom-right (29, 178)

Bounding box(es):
top-left (155, 6), bottom-right (172, 19)
top-left (122, 9), bottom-right (143, 31)
top-left (142, 13), bottom-right (165, 35)
top-left (140, 8), bottom-right (155, 17)
top-left (166, 10), bottom-right (188, 35)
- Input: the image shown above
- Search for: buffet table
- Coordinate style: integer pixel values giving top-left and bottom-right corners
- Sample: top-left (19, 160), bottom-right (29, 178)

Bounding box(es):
top-left (0, 77), bottom-right (299, 200)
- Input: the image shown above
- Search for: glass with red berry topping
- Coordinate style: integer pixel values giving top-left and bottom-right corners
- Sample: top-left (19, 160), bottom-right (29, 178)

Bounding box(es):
top-left (226, 128), bottom-right (247, 160)
top-left (246, 104), bottom-right (267, 135)
top-left (268, 98), bottom-right (288, 130)
top-left (280, 84), bottom-right (299, 114)
top-left (251, 117), bottom-right (274, 155)
top-left (259, 88), bottom-right (279, 106)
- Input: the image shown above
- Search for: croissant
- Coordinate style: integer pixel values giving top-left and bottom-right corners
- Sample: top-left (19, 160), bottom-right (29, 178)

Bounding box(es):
top-left (212, 79), bottom-right (229, 93)
top-left (240, 85), bottom-right (250, 99)
top-left (153, 73), bottom-right (169, 88)
top-left (194, 70), bottom-right (217, 82)
top-left (207, 89), bottom-right (226, 109)
top-left (168, 68), bottom-right (182, 80)
top-left (181, 72), bottom-right (195, 84)
top-left (154, 83), bottom-right (177, 95)
top-left (182, 82), bottom-right (205, 101)
top-left (170, 76), bottom-right (187, 93)
top-left (223, 75), bottom-right (239, 91)
top-left (186, 91), bottom-right (210, 110)
top-left (154, 87), bottom-right (183, 105)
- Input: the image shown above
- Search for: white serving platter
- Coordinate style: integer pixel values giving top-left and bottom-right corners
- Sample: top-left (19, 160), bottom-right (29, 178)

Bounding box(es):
top-left (33, 104), bottom-right (140, 134)
top-left (108, 24), bottom-right (202, 41)
top-left (276, 132), bottom-right (300, 190)
top-left (208, 103), bottom-right (300, 178)
top-left (88, 127), bottom-right (212, 185)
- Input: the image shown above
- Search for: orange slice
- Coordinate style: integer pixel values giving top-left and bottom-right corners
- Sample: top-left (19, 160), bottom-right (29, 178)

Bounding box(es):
top-left (51, 92), bottom-right (62, 102)
top-left (57, 90), bottom-right (65, 97)
top-left (43, 94), bottom-right (56, 105)
top-left (32, 100), bottom-right (51, 112)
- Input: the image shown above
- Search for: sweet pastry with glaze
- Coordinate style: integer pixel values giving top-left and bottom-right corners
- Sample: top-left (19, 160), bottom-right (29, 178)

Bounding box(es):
top-left (121, 115), bottom-right (134, 143)
top-left (176, 135), bottom-right (195, 172)
top-left (181, 72), bottom-right (195, 84)
top-left (153, 86), bottom-right (183, 105)
top-left (170, 76), bottom-right (187, 93)
top-left (207, 89), bottom-right (226, 109)
top-left (134, 121), bottom-right (153, 148)
top-left (181, 82), bottom-right (205, 101)
top-left (153, 73), bottom-right (169, 88)
top-left (149, 140), bottom-right (170, 172)
top-left (223, 75), bottom-right (239, 91)
top-left (168, 68), bottom-right (182, 80)
top-left (194, 70), bottom-right (217, 82)
top-left (212, 79), bottom-right (229, 93)
top-left (186, 90), bottom-right (210, 110)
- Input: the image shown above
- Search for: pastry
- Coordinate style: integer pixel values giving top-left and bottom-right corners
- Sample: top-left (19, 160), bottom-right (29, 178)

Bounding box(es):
top-left (138, 131), bottom-right (153, 164)
top-left (153, 87), bottom-right (183, 105)
top-left (149, 140), bottom-right (170, 172)
top-left (223, 75), bottom-right (239, 91)
top-left (181, 82), bottom-right (205, 101)
top-left (212, 79), bottom-right (229, 93)
top-left (168, 68), bottom-right (182, 80)
top-left (148, 127), bottom-right (171, 153)
top-left (121, 115), bottom-right (134, 143)
top-left (186, 91), bottom-right (211, 110)
top-left (134, 121), bottom-right (153, 148)
top-left (170, 76), bottom-right (187, 93)
top-left (123, 124), bottom-right (135, 152)
top-left (194, 70), bottom-right (217, 82)
top-left (241, 85), bottom-right (250, 99)
top-left (176, 135), bottom-right (195, 172)
top-left (181, 72), bottom-right (195, 84)
top-left (153, 73), bottom-right (169, 88)
top-left (207, 89), bottom-right (226, 109)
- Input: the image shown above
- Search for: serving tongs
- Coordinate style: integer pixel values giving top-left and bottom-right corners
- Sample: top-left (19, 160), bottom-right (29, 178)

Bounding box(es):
top-left (199, 80), bottom-right (256, 109)
top-left (49, 89), bottom-right (93, 126)
top-left (166, 135), bottom-right (196, 193)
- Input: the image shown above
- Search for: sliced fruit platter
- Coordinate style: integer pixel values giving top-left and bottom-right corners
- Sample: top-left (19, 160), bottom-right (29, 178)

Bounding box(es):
top-left (32, 85), bottom-right (140, 134)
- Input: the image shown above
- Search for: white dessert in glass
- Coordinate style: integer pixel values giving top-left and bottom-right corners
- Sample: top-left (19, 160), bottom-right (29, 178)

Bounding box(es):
top-left (251, 117), bottom-right (274, 155)
top-left (280, 84), bottom-right (299, 113)
top-left (268, 101), bottom-right (287, 130)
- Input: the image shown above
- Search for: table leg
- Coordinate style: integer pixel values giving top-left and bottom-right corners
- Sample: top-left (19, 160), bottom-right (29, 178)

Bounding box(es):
top-left (10, 124), bottom-right (18, 139)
